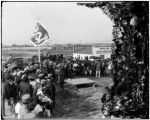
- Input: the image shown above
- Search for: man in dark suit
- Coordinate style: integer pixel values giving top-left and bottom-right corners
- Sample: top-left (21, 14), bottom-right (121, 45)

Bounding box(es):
top-left (18, 75), bottom-right (33, 98)
top-left (46, 74), bottom-right (56, 108)
top-left (2, 75), bottom-right (17, 116)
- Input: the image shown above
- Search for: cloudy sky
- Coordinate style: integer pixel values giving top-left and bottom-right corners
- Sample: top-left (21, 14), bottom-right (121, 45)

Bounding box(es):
top-left (2, 2), bottom-right (113, 45)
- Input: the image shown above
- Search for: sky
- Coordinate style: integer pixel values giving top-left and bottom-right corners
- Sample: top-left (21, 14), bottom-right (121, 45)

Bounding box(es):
top-left (2, 2), bottom-right (113, 46)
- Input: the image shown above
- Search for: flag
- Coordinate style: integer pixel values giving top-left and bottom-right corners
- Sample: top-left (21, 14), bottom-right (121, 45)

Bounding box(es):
top-left (30, 22), bottom-right (49, 46)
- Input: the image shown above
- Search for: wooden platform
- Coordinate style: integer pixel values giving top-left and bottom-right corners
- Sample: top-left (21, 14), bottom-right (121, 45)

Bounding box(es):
top-left (65, 78), bottom-right (96, 88)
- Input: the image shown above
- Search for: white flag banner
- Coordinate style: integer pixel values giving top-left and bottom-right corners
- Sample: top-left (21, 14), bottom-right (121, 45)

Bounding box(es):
top-left (30, 22), bottom-right (49, 47)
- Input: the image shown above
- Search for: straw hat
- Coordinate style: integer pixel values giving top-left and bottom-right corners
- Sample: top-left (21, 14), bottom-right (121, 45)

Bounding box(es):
top-left (22, 94), bottom-right (31, 103)
top-left (38, 73), bottom-right (45, 79)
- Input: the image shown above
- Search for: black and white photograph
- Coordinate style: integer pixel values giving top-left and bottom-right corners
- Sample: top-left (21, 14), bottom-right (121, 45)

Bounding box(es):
top-left (1, 1), bottom-right (149, 119)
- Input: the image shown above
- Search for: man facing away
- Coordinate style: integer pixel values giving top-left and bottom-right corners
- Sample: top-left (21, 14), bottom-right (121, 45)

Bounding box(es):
top-left (18, 75), bottom-right (33, 98)
top-left (96, 62), bottom-right (101, 78)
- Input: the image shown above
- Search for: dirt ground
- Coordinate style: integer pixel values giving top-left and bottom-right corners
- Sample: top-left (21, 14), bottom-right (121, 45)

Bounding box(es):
top-left (52, 77), bottom-right (113, 119)
top-left (3, 77), bottom-right (113, 119)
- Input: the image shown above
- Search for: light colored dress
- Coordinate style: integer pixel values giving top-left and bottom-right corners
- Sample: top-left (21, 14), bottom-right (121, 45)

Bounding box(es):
top-left (15, 102), bottom-right (21, 115)
top-left (18, 103), bottom-right (29, 119)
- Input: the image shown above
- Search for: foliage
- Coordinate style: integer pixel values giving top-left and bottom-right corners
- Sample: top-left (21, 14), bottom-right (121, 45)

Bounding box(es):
top-left (78, 1), bottom-right (149, 118)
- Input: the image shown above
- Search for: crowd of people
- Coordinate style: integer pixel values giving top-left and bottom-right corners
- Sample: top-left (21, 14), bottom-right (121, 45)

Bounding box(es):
top-left (2, 54), bottom-right (113, 119)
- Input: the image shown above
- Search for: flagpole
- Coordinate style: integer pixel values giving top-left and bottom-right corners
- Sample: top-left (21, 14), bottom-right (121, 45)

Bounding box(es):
top-left (73, 44), bottom-right (75, 59)
top-left (30, 19), bottom-right (49, 67)
top-left (73, 44), bottom-right (74, 53)
top-left (38, 45), bottom-right (41, 65)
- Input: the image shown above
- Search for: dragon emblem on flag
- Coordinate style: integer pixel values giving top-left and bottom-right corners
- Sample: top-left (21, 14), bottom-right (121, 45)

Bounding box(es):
top-left (30, 22), bottom-right (49, 46)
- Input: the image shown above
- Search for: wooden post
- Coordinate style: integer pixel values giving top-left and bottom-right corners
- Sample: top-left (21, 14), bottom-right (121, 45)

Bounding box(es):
top-left (38, 45), bottom-right (41, 64)
top-left (73, 44), bottom-right (75, 59)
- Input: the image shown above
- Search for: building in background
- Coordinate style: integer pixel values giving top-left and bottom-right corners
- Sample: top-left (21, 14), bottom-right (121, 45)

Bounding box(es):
top-left (73, 43), bottom-right (114, 60)
top-left (52, 44), bottom-right (73, 50)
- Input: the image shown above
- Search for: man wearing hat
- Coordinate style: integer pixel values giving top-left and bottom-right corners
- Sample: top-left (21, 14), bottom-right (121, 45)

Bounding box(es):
top-left (35, 69), bottom-right (42, 78)
top-left (37, 74), bottom-right (55, 117)
top-left (2, 69), bottom-right (9, 83)
top-left (18, 75), bottom-right (33, 98)
top-left (2, 75), bottom-right (16, 116)
top-left (48, 62), bottom-right (55, 81)
top-left (33, 73), bottom-right (45, 97)
top-left (15, 70), bottom-right (24, 85)
top-left (45, 74), bottom-right (56, 110)
top-left (17, 94), bottom-right (36, 119)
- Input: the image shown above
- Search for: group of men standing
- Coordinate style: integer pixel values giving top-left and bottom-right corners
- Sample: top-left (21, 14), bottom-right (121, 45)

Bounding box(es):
top-left (1, 56), bottom-right (112, 119)
top-left (2, 61), bottom-right (56, 119)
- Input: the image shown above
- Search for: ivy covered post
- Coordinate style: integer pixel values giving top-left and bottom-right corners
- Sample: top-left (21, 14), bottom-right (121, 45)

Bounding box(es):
top-left (78, 2), bottom-right (149, 119)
